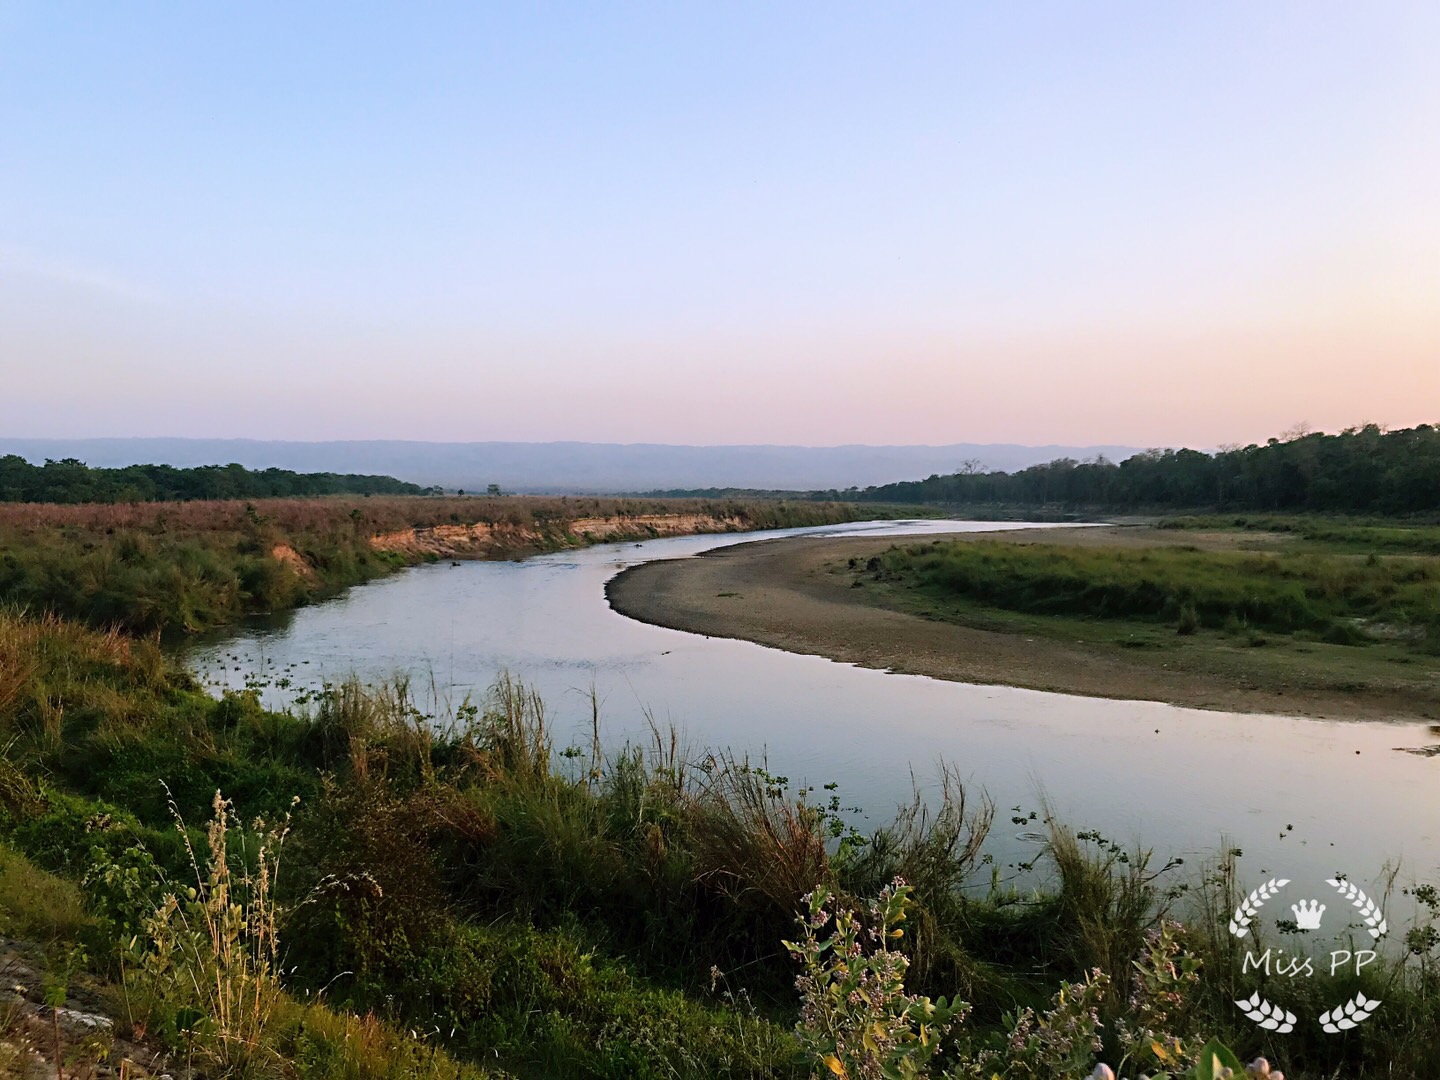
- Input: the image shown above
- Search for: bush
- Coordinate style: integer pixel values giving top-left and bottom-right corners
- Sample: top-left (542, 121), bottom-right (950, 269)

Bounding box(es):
top-left (1177, 602), bottom-right (1200, 636)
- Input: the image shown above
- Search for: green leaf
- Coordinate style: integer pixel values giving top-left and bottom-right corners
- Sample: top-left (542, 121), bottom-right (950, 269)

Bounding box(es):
top-left (1190, 1038), bottom-right (1244, 1079)
top-left (173, 1005), bottom-right (207, 1034)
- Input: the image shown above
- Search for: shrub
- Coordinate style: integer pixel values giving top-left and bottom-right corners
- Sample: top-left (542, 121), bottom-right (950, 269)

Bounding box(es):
top-left (785, 880), bottom-right (969, 1078)
top-left (1177, 603), bottom-right (1200, 636)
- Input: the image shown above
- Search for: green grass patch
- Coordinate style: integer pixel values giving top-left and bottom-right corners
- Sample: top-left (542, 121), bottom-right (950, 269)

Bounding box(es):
top-left (1160, 513), bottom-right (1440, 556)
top-left (0, 842), bottom-right (89, 943)
top-left (874, 538), bottom-right (1440, 649)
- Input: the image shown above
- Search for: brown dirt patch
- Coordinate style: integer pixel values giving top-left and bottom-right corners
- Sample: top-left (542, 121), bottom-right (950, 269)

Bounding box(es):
top-left (270, 543), bottom-right (315, 579)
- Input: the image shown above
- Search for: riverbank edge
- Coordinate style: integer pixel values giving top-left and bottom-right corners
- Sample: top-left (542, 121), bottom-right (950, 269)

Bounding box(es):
top-left (369, 511), bottom-right (756, 561)
top-left (222, 504), bottom-right (891, 635)
top-left (606, 527), bottom-right (1438, 722)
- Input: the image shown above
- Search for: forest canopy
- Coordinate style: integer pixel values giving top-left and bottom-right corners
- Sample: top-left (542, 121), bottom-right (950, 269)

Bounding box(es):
top-left (848, 424), bottom-right (1440, 514)
top-left (0, 456), bottom-right (427, 503)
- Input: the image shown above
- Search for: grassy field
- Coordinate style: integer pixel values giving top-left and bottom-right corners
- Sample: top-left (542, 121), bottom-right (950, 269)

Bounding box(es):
top-left (0, 495), bottom-right (873, 636)
top-left (842, 522), bottom-right (1440, 717)
top-left (1159, 513), bottom-right (1440, 556)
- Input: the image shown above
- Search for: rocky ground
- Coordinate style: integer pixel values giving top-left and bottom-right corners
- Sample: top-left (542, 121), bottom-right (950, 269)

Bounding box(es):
top-left (0, 943), bottom-right (177, 1080)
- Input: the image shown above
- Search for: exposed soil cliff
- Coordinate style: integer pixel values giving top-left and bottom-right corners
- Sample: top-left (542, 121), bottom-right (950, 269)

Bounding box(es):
top-left (367, 512), bottom-right (749, 560)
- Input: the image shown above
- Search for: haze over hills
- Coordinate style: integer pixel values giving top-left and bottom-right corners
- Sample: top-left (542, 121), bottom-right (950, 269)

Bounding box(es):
top-left (0, 438), bottom-right (1146, 495)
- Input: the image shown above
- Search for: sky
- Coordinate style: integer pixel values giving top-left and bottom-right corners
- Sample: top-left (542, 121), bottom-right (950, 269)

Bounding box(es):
top-left (2, 2), bottom-right (1438, 448)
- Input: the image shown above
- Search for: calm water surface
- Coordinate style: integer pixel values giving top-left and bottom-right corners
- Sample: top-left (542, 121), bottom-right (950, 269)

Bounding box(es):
top-left (186, 520), bottom-right (1440, 908)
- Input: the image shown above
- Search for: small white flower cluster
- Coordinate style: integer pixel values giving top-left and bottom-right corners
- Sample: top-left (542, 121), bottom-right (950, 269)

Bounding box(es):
top-left (1087, 1056), bottom-right (1283, 1080)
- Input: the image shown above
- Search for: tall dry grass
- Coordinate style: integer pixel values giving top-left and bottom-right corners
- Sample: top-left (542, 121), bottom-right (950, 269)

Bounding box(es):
top-left (126, 790), bottom-right (292, 1075)
top-left (0, 495), bottom-right (869, 636)
top-left (688, 756), bottom-right (832, 916)
top-left (0, 494), bottom-right (855, 537)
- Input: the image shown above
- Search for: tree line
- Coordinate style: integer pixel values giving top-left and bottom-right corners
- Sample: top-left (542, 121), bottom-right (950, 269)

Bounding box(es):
top-left (0, 456), bottom-right (429, 503)
top-left (841, 424), bottom-right (1440, 514)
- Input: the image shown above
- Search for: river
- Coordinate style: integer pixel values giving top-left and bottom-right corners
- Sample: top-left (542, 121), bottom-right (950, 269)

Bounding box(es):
top-left (185, 519), bottom-right (1440, 918)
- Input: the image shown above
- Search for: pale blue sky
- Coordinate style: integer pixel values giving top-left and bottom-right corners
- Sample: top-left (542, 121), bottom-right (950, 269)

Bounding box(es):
top-left (3, 2), bottom-right (1437, 446)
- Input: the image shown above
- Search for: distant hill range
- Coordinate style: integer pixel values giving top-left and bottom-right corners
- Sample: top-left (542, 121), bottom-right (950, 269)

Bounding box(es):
top-left (0, 438), bottom-right (1143, 495)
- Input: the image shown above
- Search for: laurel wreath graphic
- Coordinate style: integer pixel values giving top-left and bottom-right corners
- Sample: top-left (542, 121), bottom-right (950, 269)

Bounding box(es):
top-left (1233, 992), bottom-right (1296, 1033)
top-left (1325, 878), bottom-right (1388, 939)
top-left (1228, 877), bottom-right (1291, 938)
top-left (1320, 993), bottom-right (1381, 1032)
top-left (1228, 875), bottom-right (1389, 1033)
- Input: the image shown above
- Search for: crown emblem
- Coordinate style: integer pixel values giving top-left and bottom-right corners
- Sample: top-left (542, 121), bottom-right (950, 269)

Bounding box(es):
top-left (1292, 899), bottom-right (1326, 930)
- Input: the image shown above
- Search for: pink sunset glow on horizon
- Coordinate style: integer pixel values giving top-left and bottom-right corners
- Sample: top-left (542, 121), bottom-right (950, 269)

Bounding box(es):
top-left (2, 3), bottom-right (1437, 449)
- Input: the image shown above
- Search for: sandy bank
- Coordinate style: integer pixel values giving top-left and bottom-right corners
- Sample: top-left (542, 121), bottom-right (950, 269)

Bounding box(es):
top-left (606, 527), bottom-right (1436, 722)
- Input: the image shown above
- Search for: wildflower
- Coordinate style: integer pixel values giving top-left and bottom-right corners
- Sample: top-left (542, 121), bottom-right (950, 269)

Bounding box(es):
top-left (1246, 1059), bottom-right (1283, 1080)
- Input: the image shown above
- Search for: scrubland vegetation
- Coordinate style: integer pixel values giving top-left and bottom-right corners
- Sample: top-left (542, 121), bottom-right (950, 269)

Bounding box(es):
top-left (0, 495), bottom-right (867, 635)
top-left (869, 540), bottom-right (1440, 653)
top-left (2, 611), bottom-right (1440, 1078)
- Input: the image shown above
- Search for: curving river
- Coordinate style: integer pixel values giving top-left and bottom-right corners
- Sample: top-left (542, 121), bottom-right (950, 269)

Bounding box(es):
top-left (186, 519), bottom-right (1440, 908)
